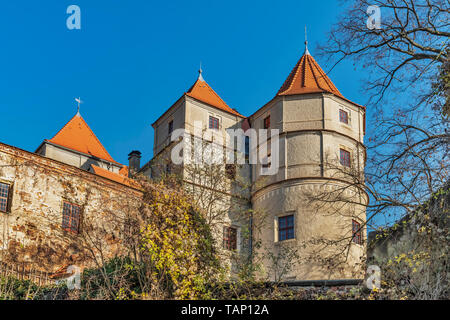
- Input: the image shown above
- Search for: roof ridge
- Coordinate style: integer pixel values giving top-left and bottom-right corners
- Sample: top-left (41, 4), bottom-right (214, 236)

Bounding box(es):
top-left (307, 55), bottom-right (321, 90)
top-left (309, 55), bottom-right (342, 96)
top-left (185, 77), bottom-right (244, 117)
top-left (204, 81), bottom-right (230, 109)
top-left (301, 56), bottom-right (306, 88)
top-left (49, 114), bottom-right (79, 141)
top-left (277, 52), bottom-right (343, 98)
top-left (78, 116), bottom-right (115, 161)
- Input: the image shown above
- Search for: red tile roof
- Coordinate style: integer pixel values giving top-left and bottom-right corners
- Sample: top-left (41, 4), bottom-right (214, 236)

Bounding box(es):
top-left (277, 51), bottom-right (343, 98)
top-left (119, 165), bottom-right (129, 176)
top-left (48, 114), bottom-right (119, 164)
top-left (91, 165), bottom-right (139, 188)
top-left (186, 77), bottom-right (244, 117)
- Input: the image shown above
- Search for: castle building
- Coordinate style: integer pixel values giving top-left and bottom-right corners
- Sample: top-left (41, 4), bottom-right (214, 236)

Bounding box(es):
top-left (0, 44), bottom-right (367, 282)
top-left (142, 45), bottom-right (367, 280)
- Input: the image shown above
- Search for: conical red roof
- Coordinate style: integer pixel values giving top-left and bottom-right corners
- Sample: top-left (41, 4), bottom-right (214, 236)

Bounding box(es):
top-left (186, 76), bottom-right (244, 117)
top-left (277, 51), bottom-right (343, 97)
top-left (48, 113), bottom-right (117, 163)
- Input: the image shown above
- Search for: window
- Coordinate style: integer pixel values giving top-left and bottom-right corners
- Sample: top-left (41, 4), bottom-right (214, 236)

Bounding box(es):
top-left (263, 116), bottom-right (270, 129)
top-left (352, 220), bottom-right (362, 245)
top-left (340, 149), bottom-right (351, 167)
top-left (209, 116), bottom-right (220, 130)
top-left (168, 120), bottom-right (173, 135)
top-left (0, 182), bottom-right (10, 213)
top-left (278, 215), bottom-right (294, 241)
top-left (339, 109), bottom-right (349, 124)
top-left (245, 136), bottom-right (250, 163)
top-left (62, 202), bottom-right (81, 234)
top-left (223, 226), bottom-right (237, 250)
top-left (225, 164), bottom-right (236, 180)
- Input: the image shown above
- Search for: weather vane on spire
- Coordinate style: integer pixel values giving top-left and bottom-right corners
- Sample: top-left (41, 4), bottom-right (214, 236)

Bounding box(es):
top-left (198, 62), bottom-right (204, 81)
top-left (75, 97), bottom-right (83, 115)
top-left (304, 25), bottom-right (310, 55)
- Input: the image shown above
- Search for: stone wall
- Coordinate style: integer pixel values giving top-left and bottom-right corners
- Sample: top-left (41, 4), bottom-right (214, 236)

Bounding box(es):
top-left (368, 182), bottom-right (449, 263)
top-left (0, 142), bottom-right (142, 274)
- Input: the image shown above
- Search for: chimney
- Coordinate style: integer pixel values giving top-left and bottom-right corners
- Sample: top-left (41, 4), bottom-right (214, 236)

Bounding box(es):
top-left (128, 150), bottom-right (142, 173)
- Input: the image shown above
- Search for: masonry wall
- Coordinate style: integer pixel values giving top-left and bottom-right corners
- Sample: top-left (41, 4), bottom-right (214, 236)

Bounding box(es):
top-left (250, 93), bottom-right (367, 281)
top-left (0, 143), bottom-right (141, 273)
top-left (252, 180), bottom-right (366, 281)
top-left (153, 99), bottom-right (186, 156)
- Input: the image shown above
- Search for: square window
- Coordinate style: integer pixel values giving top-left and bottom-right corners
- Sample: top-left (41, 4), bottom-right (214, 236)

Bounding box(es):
top-left (223, 226), bottom-right (237, 250)
top-left (62, 202), bottom-right (81, 234)
top-left (263, 116), bottom-right (270, 129)
top-left (339, 109), bottom-right (349, 124)
top-left (352, 220), bottom-right (362, 245)
top-left (340, 149), bottom-right (351, 167)
top-left (0, 182), bottom-right (10, 213)
top-left (278, 215), bottom-right (294, 241)
top-left (209, 116), bottom-right (220, 130)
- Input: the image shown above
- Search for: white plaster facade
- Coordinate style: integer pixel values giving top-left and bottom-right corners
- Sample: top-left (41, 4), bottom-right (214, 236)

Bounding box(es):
top-left (144, 51), bottom-right (368, 281)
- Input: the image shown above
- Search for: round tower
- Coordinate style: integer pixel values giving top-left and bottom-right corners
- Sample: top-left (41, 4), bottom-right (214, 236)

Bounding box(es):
top-left (250, 47), bottom-right (367, 281)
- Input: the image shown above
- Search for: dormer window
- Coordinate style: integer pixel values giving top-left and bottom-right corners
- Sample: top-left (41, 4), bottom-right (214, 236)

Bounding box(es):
top-left (339, 109), bottom-right (349, 124)
top-left (209, 116), bottom-right (220, 130)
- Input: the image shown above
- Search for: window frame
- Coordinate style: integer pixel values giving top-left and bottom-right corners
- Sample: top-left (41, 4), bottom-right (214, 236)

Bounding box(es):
top-left (168, 120), bottom-right (174, 136)
top-left (263, 115), bottom-right (270, 129)
top-left (0, 181), bottom-right (11, 213)
top-left (339, 109), bottom-right (349, 124)
top-left (278, 214), bottom-right (295, 242)
top-left (340, 148), bottom-right (351, 167)
top-left (62, 201), bottom-right (82, 235)
top-left (223, 226), bottom-right (238, 251)
top-left (209, 116), bottom-right (220, 130)
top-left (352, 219), bottom-right (362, 245)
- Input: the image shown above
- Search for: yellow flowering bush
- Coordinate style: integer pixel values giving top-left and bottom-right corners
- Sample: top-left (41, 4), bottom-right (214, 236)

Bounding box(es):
top-left (138, 178), bottom-right (221, 299)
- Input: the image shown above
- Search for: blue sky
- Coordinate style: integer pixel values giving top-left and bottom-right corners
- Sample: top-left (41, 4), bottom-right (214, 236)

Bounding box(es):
top-left (0, 0), bottom-right (366, 165)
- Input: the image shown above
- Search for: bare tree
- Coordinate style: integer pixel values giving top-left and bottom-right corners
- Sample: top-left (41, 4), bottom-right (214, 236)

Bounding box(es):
top-left (318, 0), bottom-right (449, 226)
